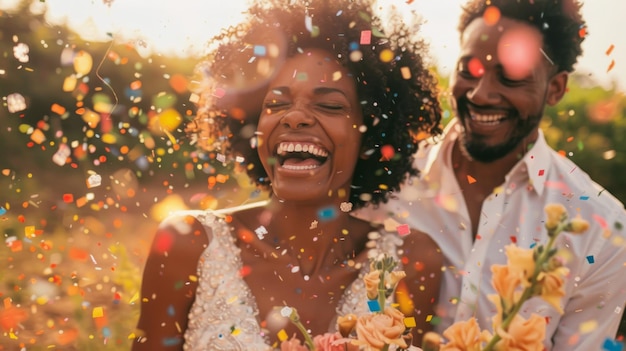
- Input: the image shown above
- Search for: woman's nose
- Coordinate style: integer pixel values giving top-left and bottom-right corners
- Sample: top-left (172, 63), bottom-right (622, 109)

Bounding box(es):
top-left (280, 108), bottom-right (315, 129)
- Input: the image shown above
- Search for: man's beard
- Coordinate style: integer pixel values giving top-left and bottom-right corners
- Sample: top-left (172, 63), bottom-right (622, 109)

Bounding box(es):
top-left (456, 105), bottom-right (542, 163)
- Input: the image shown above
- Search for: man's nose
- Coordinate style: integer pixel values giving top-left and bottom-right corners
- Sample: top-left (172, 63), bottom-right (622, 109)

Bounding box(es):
top-left (466, 74), bottom-right (501, 105)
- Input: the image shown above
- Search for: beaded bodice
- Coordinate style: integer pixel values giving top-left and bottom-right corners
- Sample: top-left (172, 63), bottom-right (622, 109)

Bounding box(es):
top-left (182, 210), bottom-right (403, 351)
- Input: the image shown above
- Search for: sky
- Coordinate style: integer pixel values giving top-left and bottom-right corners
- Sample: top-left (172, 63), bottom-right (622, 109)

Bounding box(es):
top-left (1, 0), bottom-right (624, 91)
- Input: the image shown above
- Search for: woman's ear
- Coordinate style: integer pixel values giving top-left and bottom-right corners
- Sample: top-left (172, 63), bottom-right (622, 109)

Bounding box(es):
top-left (546, 71), bottom-right (569, 106)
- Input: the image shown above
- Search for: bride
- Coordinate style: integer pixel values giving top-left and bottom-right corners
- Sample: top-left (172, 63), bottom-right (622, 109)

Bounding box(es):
top-left (132, 0), bottom-right (443, 349)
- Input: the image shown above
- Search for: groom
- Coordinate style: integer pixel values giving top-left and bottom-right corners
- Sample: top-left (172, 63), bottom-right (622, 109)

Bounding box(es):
top-left (358, 0), bottom-right (626, 349)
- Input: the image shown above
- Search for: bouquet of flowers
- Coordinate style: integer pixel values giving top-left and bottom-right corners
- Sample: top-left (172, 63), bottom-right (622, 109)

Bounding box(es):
top-left (279, 255), bottom-right (416, 351)
top-left (420, 203), bottom-right (590, 351)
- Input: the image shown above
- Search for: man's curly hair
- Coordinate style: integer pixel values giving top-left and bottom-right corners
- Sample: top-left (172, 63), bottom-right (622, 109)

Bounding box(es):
top-left (458, 0), bottom-right (586, 73)
top-left (187, 0), bottom-right (442, 209)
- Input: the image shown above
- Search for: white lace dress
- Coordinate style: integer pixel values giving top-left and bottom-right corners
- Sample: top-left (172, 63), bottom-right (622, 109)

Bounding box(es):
top-left (182, 210), bottom-right (404, 351)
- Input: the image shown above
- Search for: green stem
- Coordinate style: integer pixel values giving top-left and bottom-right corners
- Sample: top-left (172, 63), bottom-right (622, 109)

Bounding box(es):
top-left (482, 230), bottom-right (560, 351)
top-left (293, 319), bottom-right (316, 351)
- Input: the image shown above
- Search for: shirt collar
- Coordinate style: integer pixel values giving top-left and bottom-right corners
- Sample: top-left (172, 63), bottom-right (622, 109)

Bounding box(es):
top-left (421, 119), bottom-right (553, 196)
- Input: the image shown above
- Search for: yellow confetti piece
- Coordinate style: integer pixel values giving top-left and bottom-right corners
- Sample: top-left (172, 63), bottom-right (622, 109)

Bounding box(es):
top-left (24, 225), bottom-right (36, 238)
top-left (129, 292), bottom-right (139, 304)
top-left (379, 49), bottom-right (394, 63)
top-left (578, 320), bottom-right (598, 334)
top-left (101, 133), bottom-right (117, 144)
top-left (9, 332), bottom-right (17, 340)
top-left (128, 332), bottom-right (136, 339)
top-left (36, 296), bottom-right (48, 305)
top-left (332, 70), bottom-right (342, 81)
top-left (426, 314), bottom-right (433, 322)
top-left (188, 275), bottom-right (198, 282)
top-left (92, 306), bottom-right (104, 318)
top-left (404, 316), bottom-right (416, 328)
top-left (277, 329), bottom-right (288, 342)
top-left (231, 328), bottom-right (241, 336)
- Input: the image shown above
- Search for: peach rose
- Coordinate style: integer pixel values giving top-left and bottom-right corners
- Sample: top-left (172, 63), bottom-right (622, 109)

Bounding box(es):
top-left (364, 270), bottom-right (381, 300)
top-left (314, 332), bottom-right (359, 351)
top-left (536, 266), bottom-right (569, 314)
top-left (280, 335), bottom-right (308, 351)
top-left (493, 313), bottom-right (546, 351)
top-left (440, 317), bottom-right (491, 351)
top-left (353, 307), bottom-right (408, 349)
top-left (504, 244), bottom-right (535, 287)
top-left (491, 264), bottom-right (522, 311)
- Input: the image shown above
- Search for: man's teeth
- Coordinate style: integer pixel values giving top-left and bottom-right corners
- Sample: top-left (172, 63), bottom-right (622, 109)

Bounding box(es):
top-left (277, 142), bottom-right (329, 157)
top-left (470, 112), bottom-right (506, 124)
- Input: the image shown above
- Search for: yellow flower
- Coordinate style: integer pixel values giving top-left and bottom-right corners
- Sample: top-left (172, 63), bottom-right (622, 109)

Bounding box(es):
top-left (536, 266), bottom-right (569, 314)
top-left (504, 244), bottom-right (535, 287)
top-left (493, 313), bottom-right (546, 351)
top-left (337, 313), bottom-right (358, 338)
top-left (567, 216), bottom-right (590, 234)
top-left (440, 317), bottom-right (491, 351)
top-left (490, 264), bottom-right (522, 311)
top-left (364, 270), bottom-right (381, 300)
top-left (353, 307), bottom-right (408, 349)
top-left (544, 203), bottom-right (567, 231)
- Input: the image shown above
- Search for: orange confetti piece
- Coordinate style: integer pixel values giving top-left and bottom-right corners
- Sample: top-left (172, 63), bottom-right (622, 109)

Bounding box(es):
top-left (467, 175), bottom-right (477, 184)
top-left (566, 136), bottom-right (574, 142)
top-left (578, 27), bottom-right (587, 38)
top-left (606, 44), bottom-right (615, 56)
top-left (483, 6), bottom-right (501, 26)
top-left (607, 59), bottom-right (615, 72)
top-left (51, 103), bottom-right (66, 115)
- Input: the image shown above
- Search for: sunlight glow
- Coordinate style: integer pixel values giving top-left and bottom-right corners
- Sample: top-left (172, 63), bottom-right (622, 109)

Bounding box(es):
top-left (0, 0), bottom-right (623, 91)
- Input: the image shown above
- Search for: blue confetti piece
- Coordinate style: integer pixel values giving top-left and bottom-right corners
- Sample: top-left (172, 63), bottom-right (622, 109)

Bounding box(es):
top-left (530, 242), bottom-right (537, 249)
top-left (367, 299), bottom-right (381, 312)
top-left (167, 304), bottom-right (175, 316)
top-left (162, 337), bottom-right (181, 346)
top-left (253, 45), bottom-right (266, 57)
top-left (0, 207), bottom-right (6, 215)
top-left (602, 338), bottom-right (624, 351)
top-left (586, 255), bottom-right (595, 264)
top-left (580, 195), bottom-right (590, 200)
top-left (317, 206), bottom-right (337, 221)
top-left (349, 41), bottom-right (359, 51)
top-left (102, 326), bottom-right (111, 338)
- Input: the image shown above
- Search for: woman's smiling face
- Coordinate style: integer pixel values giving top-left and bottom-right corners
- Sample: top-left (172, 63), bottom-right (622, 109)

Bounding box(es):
top-left (256, 49), bottom-right (363, 204)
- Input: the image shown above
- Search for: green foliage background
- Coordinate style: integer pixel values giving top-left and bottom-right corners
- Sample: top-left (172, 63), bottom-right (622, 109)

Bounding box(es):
top-left (0, 1), bottom-right (624, 350)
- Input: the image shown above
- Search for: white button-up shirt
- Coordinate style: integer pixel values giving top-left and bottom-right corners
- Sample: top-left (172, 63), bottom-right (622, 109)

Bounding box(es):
top-left (356, 119), bottom-right (626, 350)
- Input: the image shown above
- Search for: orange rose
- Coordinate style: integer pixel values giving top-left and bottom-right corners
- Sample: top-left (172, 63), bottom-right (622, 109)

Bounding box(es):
top-left (353, 307), bottom-right (408, 349)
top-left (440, 317), bottom-right (491, 351)
top-left (493, 313), bottom-right (546, 351)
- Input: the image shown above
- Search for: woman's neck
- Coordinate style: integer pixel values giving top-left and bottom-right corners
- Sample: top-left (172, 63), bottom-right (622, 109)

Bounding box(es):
top-left (243, 198), bottom-right (369, 278)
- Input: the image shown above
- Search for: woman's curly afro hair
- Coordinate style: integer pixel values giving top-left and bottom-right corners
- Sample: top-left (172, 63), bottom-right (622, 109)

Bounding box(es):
top-left (187, 0), bottom-right (442, 210)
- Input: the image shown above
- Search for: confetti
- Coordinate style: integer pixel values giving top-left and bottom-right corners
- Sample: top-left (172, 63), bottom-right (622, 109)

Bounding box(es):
top-left (467, 175), bottom-right (477, 184)
top-left (359, 30), bottom-right (371, 45)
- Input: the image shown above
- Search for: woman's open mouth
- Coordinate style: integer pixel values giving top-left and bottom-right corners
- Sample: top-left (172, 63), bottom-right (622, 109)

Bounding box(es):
top-left (276, 142), bottom-right (329, 171)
